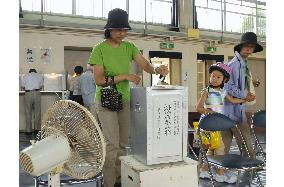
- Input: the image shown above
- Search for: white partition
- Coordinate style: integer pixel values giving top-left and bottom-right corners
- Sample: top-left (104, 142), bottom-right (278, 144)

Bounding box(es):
top-left (43, 74), bottom-right (66, 91)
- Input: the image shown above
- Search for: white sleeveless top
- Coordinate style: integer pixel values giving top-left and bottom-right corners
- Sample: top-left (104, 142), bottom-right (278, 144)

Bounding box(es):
top-left (204, 87), bottom-right (227, 114)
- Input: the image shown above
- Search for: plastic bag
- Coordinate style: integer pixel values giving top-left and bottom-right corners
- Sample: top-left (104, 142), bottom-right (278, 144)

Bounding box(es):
top-left (193, 121), bottom-right (221, 149)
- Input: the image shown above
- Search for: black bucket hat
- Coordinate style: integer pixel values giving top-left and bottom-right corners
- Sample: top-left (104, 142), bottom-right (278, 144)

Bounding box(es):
top-left (234, 32), bottom-right (263, 53)
top-left (104, 8), bottom-right (131, 30)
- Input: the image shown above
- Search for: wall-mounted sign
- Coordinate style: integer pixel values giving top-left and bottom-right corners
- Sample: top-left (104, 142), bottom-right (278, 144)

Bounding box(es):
top-left (25, 48), bottom-right (36, 64)
top-left (160, 37), bottom-right (175, 50)
top-left (207, 46), bottom-right (217, 53)
top-left (160, 42), bottom-right (174, 50)
top-left (40, 47), bottom-right (52, 64)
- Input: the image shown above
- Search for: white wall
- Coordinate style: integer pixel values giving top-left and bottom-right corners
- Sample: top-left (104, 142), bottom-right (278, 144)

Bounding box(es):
top-left (19, 31), bottom-right (103, 74)
top-left (19, 28), bottom-right (266, 112)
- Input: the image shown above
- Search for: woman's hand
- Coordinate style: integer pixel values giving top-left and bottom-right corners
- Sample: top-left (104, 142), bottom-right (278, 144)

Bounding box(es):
top-left (133, 54), bottom-right (169, 76)
top-left (125, 74), bottom-right (141, 85)
top-left (156, 65), bottom-right (169, 76)
top-left (245, 92), bottom-right (256, 102)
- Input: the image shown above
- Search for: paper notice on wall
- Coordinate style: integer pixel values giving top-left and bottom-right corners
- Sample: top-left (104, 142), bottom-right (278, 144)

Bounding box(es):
top-left (40, 47), bottom-right (52, 64)
top-left (25, 47), bottom-right (36, 64)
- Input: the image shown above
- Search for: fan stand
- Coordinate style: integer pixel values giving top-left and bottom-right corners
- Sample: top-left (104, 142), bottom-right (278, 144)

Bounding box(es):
top-left (48, 166), bottom-right (63, 187)
top-left (48, 173), bottom-right (60, 187)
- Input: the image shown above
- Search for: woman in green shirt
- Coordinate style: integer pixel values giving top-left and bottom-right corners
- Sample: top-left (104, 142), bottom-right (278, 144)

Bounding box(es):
top-left (88, 8), bottom-right (168, 187)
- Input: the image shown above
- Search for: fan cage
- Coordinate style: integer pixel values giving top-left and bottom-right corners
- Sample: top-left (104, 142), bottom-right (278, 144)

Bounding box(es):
top-left (20, 152), bottom-right (34, 174)
top-left (41, 100), bottom-right (106, 179)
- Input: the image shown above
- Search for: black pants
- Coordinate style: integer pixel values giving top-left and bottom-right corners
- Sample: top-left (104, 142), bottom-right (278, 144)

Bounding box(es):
top-left (70, 94), bottom-right (84, 106)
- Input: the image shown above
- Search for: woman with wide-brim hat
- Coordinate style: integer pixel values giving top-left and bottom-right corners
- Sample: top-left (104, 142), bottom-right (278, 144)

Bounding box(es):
top-left (88, 8), bottom-right (168, 187)
top-left (233, 32), bottom-right (263, 54)
top-left (223, 32), bottom-right (263, 164)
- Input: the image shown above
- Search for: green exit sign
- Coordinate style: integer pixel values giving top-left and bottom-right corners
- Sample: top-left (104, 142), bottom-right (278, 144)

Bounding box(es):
top-left (160, 42), bottom-right (174, 50)
top-left (207, 46), bottom-right (217, 53)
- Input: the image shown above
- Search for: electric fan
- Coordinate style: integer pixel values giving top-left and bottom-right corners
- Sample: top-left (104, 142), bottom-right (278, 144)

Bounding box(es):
top-left (19, 100), bottom-right (106, 186)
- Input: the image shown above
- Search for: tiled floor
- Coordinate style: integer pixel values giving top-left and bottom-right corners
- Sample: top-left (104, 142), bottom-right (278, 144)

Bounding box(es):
top-left (19, 132), bottom-right (266, 187)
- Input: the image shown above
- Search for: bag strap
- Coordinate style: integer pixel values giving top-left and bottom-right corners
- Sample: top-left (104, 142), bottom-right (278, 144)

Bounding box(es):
top-left (110, 76), bottom-right (114, 85)
top-left (104, 76), bottom-right (109, 86)
top-left (110, 76), bottom-right (118, 91)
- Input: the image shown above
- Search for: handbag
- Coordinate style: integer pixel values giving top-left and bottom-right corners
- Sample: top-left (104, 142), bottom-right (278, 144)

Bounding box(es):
top-left (100, 76), bottom-right (123, 111)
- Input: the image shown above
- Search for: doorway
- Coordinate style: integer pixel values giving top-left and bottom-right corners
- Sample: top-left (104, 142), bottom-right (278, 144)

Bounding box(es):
top-left (149, 51), bottom-right (182, 86)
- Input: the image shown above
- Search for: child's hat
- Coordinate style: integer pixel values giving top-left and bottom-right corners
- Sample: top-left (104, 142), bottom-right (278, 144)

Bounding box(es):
top-left (209, 63), bottom-right (231, 83)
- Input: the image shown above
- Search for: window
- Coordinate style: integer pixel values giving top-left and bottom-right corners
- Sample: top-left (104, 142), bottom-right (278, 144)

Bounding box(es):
top-left (195, 0), bottom-right (266, 36)
top-left (195, 0), bottom-right (208, 7)
top-left (102, 0), bottom-right (127, 18)
top-left (129, 0), bottom-right (173, 24)
top-left (20, 0), bottom-right (173, 25)
top-left (44, 0), bottom-right (72, 14)
top-left (75, 0), bottom-right (103, 17)
top-left (256, 4), bottom-right (266, 36)
top-left (146, 0), bottom-right (172, 24)
top-left (21, 0), bottom-right (41, 12)
top-left (226, 12), bottom-right (255, 33)
top-left (129, 0), bottom-right (145, 22)
top-left (196, 0), bottom-right (223, 31)
top-left (196, 7), bottom-right (222, 31)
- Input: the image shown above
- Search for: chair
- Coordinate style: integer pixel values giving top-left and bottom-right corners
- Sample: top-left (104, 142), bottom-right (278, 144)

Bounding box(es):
top-left (197, 113), bottom-right (265, 187)
top-left (251, 110), bottom-right (266, 163)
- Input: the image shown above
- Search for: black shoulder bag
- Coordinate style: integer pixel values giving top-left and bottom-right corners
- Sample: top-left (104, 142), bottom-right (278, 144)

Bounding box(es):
top-left (100, 76), bottom-right (123, 111)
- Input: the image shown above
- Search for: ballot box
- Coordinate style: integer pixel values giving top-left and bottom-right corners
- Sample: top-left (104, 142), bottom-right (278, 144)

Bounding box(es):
top-left (130, 86), bottom-right (188, 165)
